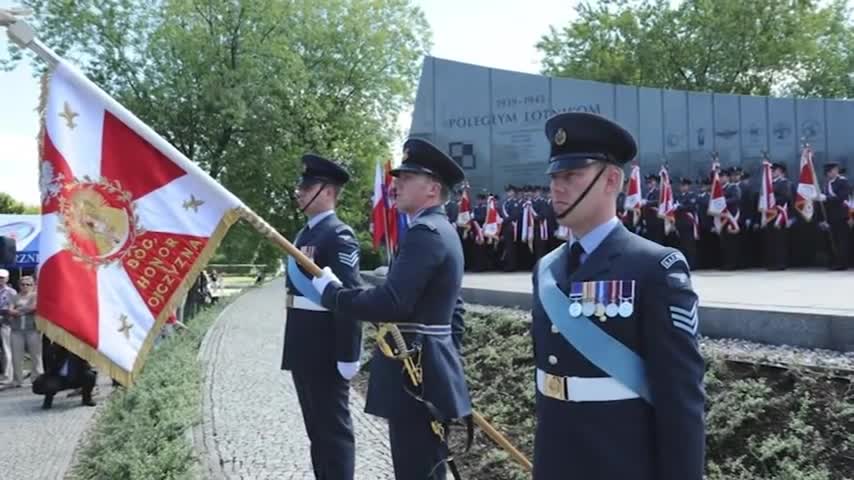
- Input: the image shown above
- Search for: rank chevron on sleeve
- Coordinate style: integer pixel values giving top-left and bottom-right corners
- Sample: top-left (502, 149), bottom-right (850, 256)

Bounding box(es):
top-left (338, 250), bottom-right (359, 267)
top-left (669, 301), bottom-right (699, 335)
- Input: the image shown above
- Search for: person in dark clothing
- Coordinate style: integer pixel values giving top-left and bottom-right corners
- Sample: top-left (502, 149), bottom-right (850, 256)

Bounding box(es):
top-left (500, 185), bottom-right (521, 271)
top-left (763, 163), bottom-right (792, 270)
top-left (738, 172), bottom-right (760, 268)
top-left (719, 168), bottom-right (742, 270)
top-left (675, 178), bottom-right (699, 269)
top-left (33, 340), bottom-right (96, 409)
top-left (643, 174), bottom-right (664, 245)
top-left (819, 162), bottom-right (851, 270)
top-left (695, 178), bottom-right (718, 269)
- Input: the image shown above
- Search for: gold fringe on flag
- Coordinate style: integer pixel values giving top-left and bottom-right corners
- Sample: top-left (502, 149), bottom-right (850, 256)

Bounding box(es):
top-left (33, 65), bottom-right (243, 386)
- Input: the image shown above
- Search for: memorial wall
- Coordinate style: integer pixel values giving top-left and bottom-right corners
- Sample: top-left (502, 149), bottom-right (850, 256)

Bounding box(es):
top-left (409, 56), bottom-right (854, 193)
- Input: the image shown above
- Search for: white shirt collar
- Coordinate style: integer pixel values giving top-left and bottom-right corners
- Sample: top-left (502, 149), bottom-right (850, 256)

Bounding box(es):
top-left (307, 210), bottom-right (335, 229)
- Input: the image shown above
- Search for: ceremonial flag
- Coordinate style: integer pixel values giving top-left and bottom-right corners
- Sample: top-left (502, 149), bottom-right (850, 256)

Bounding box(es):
top-left (371, 162), bottom-right (387, 248)
top-left (457, 188), bottom-right (472, 227)
top-left (794, 146), bottom-right (819, 221)
top-left (482, 195), bottom-right (502, 240)
top-left (36, 60), bottom-right (243, 385)
top-left (623, 163), bottom-right (643, 226)
top-left (758, 160), bottom-right (787, 228)
top-left (657, 166), bottom-right (676, 235)
top-left (708, 168), bottom-right (726, 216)
top-left (846, 194), bottom-right (854, 226)
top-left (383, 160), bottom-right (399, 252)
top-left (521, 200), bottom-right (536, 252)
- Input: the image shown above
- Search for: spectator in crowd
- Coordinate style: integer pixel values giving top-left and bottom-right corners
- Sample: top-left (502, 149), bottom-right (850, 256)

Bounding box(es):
top-left (8, 275), bottom-right (42, 387)
top-left (0, 268), bottom-right (16, 382)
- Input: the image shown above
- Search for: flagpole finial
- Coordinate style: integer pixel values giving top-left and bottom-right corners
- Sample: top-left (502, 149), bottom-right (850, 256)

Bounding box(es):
top-left (4, 17), bottom-right (60, 68)
top-left (0, 6), bottom-right (31, 27)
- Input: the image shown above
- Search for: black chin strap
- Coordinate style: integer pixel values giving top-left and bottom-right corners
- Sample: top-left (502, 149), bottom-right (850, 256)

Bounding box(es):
top-left (555, 164), bottom-right (609, 220)
top-left (299, 181), bottom-right (328, 215)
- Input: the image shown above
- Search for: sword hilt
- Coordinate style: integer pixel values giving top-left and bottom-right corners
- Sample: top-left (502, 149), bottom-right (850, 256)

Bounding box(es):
top-left (375, 323), bottom-right (422, 386)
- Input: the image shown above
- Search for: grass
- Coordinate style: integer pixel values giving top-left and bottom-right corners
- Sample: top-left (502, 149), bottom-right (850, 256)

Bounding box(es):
top-left (68, 302), bottom-right (228, 480)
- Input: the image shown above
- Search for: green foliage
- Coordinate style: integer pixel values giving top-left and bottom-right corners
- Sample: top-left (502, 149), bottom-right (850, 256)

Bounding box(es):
top-left (538, 0), bottom-right (854, 97)
top-left (447, 306), bottom-right (854, 480)
top-left (69, 303), bottom-right (226, 480)
top-left (10, 0), bottom-right (430, 269)
top-left (0, 192), bottom-right (39, 214)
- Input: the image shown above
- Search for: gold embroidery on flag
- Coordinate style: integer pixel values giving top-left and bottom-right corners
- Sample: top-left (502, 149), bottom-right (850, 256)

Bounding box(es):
top-left (59, 101), bottom-right (79, 129)
top-left (57, 177), bottom-right (142, 268)
top-left (182, 194), bottom-right (204, 212)
top-left (117, 314), bottom-right (133, 339)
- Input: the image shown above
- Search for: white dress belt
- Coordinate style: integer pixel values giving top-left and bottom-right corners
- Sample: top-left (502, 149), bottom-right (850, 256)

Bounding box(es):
top-left (536, 368), bottom-right (640, 402)
top-left (287, 295), bottom-right (328, 312)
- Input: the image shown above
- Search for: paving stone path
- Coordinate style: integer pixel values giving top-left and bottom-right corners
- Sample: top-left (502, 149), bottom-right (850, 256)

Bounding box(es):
top-left (197, 279), bottom-right (394, 479)
top-left (0, 372), bottom-right (111, 479)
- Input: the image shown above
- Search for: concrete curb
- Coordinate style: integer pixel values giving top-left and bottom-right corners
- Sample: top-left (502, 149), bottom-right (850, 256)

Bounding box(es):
top-left (363, 274), bottom-right (854, 352)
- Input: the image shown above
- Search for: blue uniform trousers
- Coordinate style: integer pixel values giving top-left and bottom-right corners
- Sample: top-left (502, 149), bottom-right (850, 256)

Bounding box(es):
top-left (292, 370), bottom-right (355, 480)
top-left (388, 407), bottom-right (448, 480)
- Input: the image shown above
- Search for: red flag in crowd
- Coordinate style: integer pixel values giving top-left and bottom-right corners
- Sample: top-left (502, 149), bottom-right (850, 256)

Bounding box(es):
top-left (794, 145), bottom-right (819, 221)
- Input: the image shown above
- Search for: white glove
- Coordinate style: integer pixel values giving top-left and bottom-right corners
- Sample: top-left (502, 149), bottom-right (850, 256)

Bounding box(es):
top-left (337, 361), bottom-right (360, 380)
top-left (818, 193), bottom-right (827, 202)
top-left (311, 266), bottom-right (341, 296)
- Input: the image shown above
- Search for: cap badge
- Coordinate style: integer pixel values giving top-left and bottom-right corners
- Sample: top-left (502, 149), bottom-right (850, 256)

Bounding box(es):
top-left (554, 128), bottom-right (567, 146)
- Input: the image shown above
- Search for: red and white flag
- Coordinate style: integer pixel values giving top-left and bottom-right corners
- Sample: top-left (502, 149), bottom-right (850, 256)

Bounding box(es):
top-left (623, 163), bottom-right (643, 226)
top-left (457, 188), bottom-right (472, 227)
top-left (371, 162), bottom-right (388, 249)
top-left (521, 199), bottom-right (536, 252)
top-left (36, 61), bottom-right (243, 384)
top-left (794, 146), bottom-right (819, 221)
top-left (708, 168), bottom-right (726, 216)
top-left (846, 194), bottom-right (854, 226)
top-left (482, 195), bottom-right (502, 240)
top-left (758, 160), bottom-right (787, 228)
top-left (383, 161), bottom-right (400, 253)
top-left (657, 166), bottom-right (676, 235)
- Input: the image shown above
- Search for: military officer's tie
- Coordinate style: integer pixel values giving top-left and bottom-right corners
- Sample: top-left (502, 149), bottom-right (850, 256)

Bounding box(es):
top-left (568, 241), bottom-right (585, 274)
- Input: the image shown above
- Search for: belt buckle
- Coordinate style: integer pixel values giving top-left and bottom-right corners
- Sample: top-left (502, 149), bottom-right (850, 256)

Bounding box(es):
top-left (544, 373), bottom-right (567, 401)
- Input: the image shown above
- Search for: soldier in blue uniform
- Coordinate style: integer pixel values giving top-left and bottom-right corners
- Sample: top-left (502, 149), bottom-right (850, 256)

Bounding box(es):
top-left (764, 163), bottom-right (792, 270)
top-left (675, 177), bottom-right (699, 268)
top-left (719, 168), bottom-right (742, 270)
top-left (819, 161), bottom-right (851, 270)
top-left (309, 138), bottom-right (471, 480)
top-left (642, 174), bottom-right (664, 244)
top-left (500, 185), bottom-right (521, 271)
top-left (281, 154), bottom-right (363, 480)
top-left (532, 112), bottom-right (705, 480)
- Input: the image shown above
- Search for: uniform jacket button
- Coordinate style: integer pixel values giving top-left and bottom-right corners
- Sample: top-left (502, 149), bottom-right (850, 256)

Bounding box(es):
top-left (551, 324), bottom-right (559, 333)
top-left (548, 355), bottom-right (558, 365)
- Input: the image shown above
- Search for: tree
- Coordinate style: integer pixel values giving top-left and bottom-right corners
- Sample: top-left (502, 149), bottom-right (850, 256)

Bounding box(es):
top-left (537, 0), bottom-right (854, 97)
top-left (0, 192), bottom-right (39, 214)
top-left (6, 0), bottom-right (430, 268)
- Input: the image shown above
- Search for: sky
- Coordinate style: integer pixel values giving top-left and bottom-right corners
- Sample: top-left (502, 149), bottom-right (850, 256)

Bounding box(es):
top-left (0, 0), bottom-right (578, 206)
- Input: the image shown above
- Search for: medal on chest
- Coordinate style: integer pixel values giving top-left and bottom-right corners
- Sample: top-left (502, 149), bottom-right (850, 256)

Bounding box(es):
top-left (619, 280), bottom-right (635, 318)
top-left (568, 282), bottom-right (583, 317)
